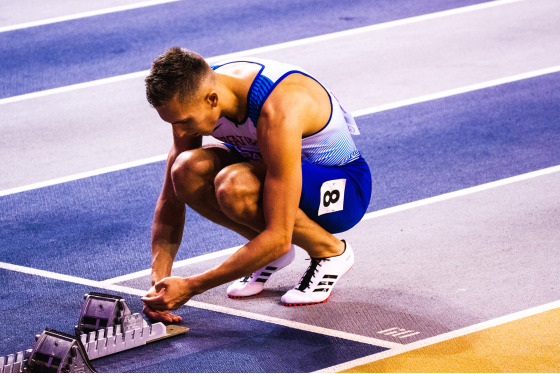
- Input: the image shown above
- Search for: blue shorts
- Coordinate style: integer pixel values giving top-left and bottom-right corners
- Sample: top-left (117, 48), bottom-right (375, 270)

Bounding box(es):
top-left (299, 157), bottom-right (372, 233)
top-left (220, 143), bottom-right (372, 234)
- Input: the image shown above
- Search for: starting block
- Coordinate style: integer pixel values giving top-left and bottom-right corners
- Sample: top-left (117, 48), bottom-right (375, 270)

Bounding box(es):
top-left (74, 292), bottom-right (188, 359)
top-left (75, 292), bottom-right (135, 335)
top-left (28, 328), bottom-right (96, 373)
top-left (1, 329), bottom-right (96, 373)
top-left (0, 292), bottom-right (188, 373)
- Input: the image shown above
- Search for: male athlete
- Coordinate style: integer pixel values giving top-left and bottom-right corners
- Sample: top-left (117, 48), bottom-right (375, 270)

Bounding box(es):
top-left (141, 47), bottom-right (371, 322)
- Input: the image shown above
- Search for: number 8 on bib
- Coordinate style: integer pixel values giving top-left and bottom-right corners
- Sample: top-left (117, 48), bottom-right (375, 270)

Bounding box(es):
top-left (318, 179), bottom-right (346, 216)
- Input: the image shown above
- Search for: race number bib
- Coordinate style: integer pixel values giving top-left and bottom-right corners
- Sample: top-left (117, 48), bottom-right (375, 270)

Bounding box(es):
top-left (318, 179), bottom-right (346, 216)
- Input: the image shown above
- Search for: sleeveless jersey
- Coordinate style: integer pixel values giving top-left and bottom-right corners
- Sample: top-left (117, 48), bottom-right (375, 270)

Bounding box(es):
top-left (210, 58), bottom-right (361, 166)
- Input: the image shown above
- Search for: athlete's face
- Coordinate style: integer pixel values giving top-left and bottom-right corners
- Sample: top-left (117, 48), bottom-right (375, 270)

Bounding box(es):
top-left (156, 91), bottom-right (220, 138)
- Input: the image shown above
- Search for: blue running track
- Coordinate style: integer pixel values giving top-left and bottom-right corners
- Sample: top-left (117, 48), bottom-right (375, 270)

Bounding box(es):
top-left (0, 0), bottom-right (490, 98)
top-left (2, 72), bottom-right (558, 281)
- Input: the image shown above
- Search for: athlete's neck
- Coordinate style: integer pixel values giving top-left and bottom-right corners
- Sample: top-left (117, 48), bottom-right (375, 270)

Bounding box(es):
top-left (213, 74), bottom-right (245, 123)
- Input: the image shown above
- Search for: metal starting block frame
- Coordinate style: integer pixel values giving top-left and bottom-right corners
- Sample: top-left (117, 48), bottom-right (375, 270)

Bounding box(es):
top-left (0, 292), bottom-right (188, 373)
top-left (75, 292), bottom-right (136, 335)
top-left (1, 328), bottom-right (96, 373)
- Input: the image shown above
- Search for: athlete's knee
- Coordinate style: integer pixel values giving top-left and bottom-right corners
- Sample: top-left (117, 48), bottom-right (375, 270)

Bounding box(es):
top-left (170, 150), bottom-right (212, 203)
top-left (214, 164), bottom-right (261, 222)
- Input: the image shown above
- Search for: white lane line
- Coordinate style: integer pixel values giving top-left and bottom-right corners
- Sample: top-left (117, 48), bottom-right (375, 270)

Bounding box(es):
top-left (352, 65), bottom-right (560, 117)
top-left (2, 64), bottom-right (558, 198)
top-left (0, 70), bottom-right (148, 105)
top-left (0, 154), bottom-right (167, 197)
top-left (0, 261), bottom-right (145, 296)
top-left (186, 300), bottom-right (403, 349)
top-left (0, 0), bottom-right (525, 104)
top-left (0, 0), bottom-right (181, 33)
top-left (316, 298), bottom-right (560, 372)
top-left (0, 261), bottom-right (401, 349)
top-left (363, 165), bottom-right (560, 221)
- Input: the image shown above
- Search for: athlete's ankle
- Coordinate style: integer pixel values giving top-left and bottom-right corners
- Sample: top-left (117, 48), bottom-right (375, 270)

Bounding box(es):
top-left (331, 239), bottom-right (347, 257)
top-left (310, 239), bottom-right (345, 259)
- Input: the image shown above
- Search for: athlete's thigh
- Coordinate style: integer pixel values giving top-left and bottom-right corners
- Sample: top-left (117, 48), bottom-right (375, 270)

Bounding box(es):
top-left (188, 143), bottom-right (248, 174)
top-left (215, 156), bottom-right (267, 193)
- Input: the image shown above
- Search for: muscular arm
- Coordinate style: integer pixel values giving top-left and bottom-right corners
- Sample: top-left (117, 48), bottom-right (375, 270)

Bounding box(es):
top-left (143, 134), bottom-right (201, 322)
top-left (151, 135), bottom-right (201, 285)
top-left (252, 84), bottom-right (305, 259)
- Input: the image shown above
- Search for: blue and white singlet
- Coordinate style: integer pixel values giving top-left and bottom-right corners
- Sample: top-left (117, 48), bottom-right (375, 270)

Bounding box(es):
top-left (210, 57), bottom-right (361, 166)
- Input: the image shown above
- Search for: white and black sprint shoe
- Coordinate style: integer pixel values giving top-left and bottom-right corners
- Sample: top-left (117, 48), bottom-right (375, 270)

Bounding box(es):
top-left (227, 244), bottom-right (296, 299)
top-left (281, 241), bottom-right (354, 306)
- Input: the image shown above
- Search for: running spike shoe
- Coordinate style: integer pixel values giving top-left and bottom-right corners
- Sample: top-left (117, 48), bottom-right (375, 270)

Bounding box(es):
top-left (227, 244), bottom-right (296, 298)
top-left (281, 241), bottom-right (353, 306)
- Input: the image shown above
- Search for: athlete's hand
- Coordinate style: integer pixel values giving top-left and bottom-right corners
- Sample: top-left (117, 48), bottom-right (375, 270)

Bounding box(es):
top-left (142, 304), bottom-right (182, 323)
top-left (142, 276), bottom-right (192, 319)
top-left (142, 279), bottom-right (183, 322)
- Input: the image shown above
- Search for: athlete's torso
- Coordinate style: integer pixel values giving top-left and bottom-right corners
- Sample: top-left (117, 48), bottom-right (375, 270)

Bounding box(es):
top-left (211, 57), bottom-right (360, 166)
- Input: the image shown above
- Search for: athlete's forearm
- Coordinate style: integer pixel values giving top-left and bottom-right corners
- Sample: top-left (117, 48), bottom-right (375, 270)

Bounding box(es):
top-left (151, 198), bottom-right (186, 285)
top-left (151, 243), bottom-right (179, 285)
top-left (190, 230), bottom-right (290, 294)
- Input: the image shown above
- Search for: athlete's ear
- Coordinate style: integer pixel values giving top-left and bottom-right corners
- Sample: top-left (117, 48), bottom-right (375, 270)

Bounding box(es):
top-left (207, 91), bottom-right (218, 108)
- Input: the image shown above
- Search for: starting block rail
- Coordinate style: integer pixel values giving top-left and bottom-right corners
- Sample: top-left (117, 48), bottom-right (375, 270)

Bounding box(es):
top-left (80, 318), bottom-right (167, 359)
top-left (0, 350), bottom-right (32, 373)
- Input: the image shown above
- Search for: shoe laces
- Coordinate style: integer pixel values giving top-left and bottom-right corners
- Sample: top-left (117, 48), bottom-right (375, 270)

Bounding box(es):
top-left (240, 274), bottom-right (253, 283)
top-left (296, 258), bottom-right (329, 291)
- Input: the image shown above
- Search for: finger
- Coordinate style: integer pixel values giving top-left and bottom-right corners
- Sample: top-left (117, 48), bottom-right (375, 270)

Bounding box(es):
top-left (153, 310), bottom-right (182, 323)
top-left (141, 294), bottom-right (163, 303)
top-left (146, 310), bottom-right (172, 323)
top-left (141, 297), bottom-right (167, 311)
top-left (143, 302), bottom-right (183, 323)
top-left (143, 287), bottom-right (160, 298)
top-left (142, 305), bottom-right (166, 322)
top-left (153, 279), bottom-right (168, 293)
top-left (142, 305), bottom-right (174, 323)
top-left (165, 311), bottom-right (183, 322)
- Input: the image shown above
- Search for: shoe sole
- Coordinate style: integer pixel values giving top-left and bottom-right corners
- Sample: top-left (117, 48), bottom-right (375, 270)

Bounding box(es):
top-left (281, 263), bottom-right (354, 306)
top-left (227, 291), bottom-right (262, 299)
top-left (282, 295), bottom-right (331, 307)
